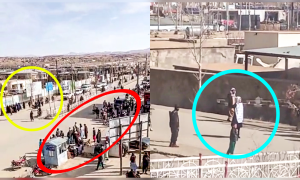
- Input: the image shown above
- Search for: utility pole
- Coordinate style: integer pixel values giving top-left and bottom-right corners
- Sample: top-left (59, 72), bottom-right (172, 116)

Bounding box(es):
top-left (176, 3), bottom-right (179, 30)
top-left (157, 3), bottom-right (160, 31)
top-left (248, 2), bottom-right (251, 31)
top-left (239, 3), bottom-right (242, 31)
top-left (226, 2), bottom-right (229, 34)
top-left (145, 55), bottom-right (148, 76)
top-left (137, 63), bottom-right (140, 95)
top-left (292, 2), bottom-right (294, 29)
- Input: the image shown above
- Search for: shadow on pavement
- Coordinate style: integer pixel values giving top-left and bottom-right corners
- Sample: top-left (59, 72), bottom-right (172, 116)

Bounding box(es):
top-left (193, 134), bottom-right (229, 139)
top-left (50, 165), bottom-right (113, 178)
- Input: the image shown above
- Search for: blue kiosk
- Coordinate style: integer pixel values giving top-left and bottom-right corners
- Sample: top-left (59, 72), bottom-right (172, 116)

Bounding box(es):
top-left (43, 137), bottom-right (68, 167)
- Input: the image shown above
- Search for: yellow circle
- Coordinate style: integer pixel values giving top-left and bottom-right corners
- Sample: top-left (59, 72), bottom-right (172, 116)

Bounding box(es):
top-left (0, 66), bottom-right (64, 131)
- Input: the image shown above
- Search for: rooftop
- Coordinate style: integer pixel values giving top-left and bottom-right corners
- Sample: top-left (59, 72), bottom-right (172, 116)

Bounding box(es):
top-left (0, 69), bottom-right (41, 75)
top-left (174, 63), bottom-right (282, 73)
top-left (150, 40), bottom-right (232, 49)
top-left (245, 31), bottom-right (300, 34)
top-left (47, 137), bottom-right (67, 146)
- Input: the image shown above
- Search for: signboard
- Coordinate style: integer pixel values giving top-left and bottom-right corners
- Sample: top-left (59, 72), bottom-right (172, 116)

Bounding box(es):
top-left (46, 145), bottom-right (56, 151)
top-left (26, 81), bottom-right (42, 97)
top-left (45, 82), bottom-right (53, 92)
top-left (61, 80), bottom-right (70, 92)
top-left (109, 113), bottom-right (149, 144)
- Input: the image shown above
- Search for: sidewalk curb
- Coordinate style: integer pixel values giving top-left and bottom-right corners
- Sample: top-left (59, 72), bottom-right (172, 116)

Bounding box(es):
top-left (150, 148), bottom-right (190, 158)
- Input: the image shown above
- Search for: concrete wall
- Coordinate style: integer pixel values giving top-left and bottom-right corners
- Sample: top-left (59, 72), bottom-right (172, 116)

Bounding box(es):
top-left (150, 47), bottom-right (235, 69)
top-left (276, 33), bottom-right (300, 69)
top-left (151, 68), bottom-right (300, 125)
top-left (244, 32), bottom-right (278, 65)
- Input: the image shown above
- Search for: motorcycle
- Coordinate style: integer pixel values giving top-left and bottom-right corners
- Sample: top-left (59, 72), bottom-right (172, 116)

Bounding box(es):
top-left (11, 155), bottom-right (30, 170)
top-left (31, 165), bottom-right (52, 177)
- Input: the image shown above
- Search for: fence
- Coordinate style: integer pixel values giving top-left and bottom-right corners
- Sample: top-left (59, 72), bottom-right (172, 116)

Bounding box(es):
top-left (150, 159), bottom-right (300, 178)
top-left (150, 151), bottom-right (300, 171)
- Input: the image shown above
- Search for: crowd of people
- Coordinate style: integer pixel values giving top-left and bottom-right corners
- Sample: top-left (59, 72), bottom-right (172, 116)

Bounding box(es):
top-left (36, 79), bottom-right (151, 176)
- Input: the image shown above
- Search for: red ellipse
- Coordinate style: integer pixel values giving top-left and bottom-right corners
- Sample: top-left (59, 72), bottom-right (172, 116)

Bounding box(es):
top-left (37, 89), bottom-right (141, 174)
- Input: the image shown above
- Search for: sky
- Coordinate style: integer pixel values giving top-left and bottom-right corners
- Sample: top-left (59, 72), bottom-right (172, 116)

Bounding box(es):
top-left (0, 2), bottom-right (150, 56)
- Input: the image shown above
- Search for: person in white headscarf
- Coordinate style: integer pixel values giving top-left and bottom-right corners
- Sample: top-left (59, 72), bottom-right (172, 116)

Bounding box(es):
top-left (232, 96), bottom-right (243, 138)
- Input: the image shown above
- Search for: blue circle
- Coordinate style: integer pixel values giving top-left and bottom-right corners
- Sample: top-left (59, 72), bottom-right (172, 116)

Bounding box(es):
top-left (192, 69), bottom-right (280, 159)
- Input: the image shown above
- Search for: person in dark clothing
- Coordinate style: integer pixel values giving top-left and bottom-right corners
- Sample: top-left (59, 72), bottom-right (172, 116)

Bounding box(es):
top-left (84, 124), bottom-right (88, 139)
top-left (126, 169), bottom-right (136, 178)
top-left (30, 110), bottom-right (34, 121)
top-left (227, 124), bottom-right (238, 155)
top-left (95, 107), bottom-right (100, 119)
top-left (96, 129), bottom-right (102, 143)
top-left (227, 88), bottom-right (236, 122)
top-left (67, 103), bottom-right (70, 112)
top-left (142, 152), bottom-right (150, 174)
top-left (169, 105), bottom-right (180, 147)
top-left (60, 130), bottom-right (64, 138)
top-left (67, 128), bottom-right (72, 144)
top-left (23, 102), bottom-right (26, 109)
top-left (56, 128), bottom-right (60, 137)
top-left (95, 146), bottom-right (104, 170)
top-left (93, 127), bottom-right (96, 142)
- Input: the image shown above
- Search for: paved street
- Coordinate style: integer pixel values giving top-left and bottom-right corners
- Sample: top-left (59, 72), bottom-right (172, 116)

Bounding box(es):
top-left (150, 105), bottom-right (300, 158)
top-left (0, 76), bottom-right (146, 178)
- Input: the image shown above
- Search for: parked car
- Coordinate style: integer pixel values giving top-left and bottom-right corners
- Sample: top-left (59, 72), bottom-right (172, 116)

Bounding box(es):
top-left (63, 92), bottom-right (74, 100)
top-left (99, 84), bottom-right (108, 91)
top-left (75, 89), bottom-right (83, 95)
top-left (81, 84), bottom-right (91, 93)
top-left (9, 89), bottom-right (23, 95)
top-left (95, 82), bottom-right (107, 89)
top-left (114, 98), bottom-right (127, 109)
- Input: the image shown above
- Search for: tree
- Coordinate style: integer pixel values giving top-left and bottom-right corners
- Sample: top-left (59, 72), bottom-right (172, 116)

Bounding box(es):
top-left (184, 3), bottom-right (226, 89)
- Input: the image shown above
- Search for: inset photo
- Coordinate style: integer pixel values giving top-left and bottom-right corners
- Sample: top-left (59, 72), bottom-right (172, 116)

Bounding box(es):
top-left (150, 1), bottom-right (300, 178)
top-left (0, 2), bottom-right (150, 178)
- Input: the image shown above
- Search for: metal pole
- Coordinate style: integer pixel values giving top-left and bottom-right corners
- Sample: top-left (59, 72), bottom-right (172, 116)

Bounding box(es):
top-left (137, 63), bottom-right (140, 95)
top-left (119, 124), bottom-right (123, 175)
top-left (157, 4), bottom-right (160, 31)
top-left (176, 3), bottom-right (179, 30)
top-left (297, 2), bottom-right (299, 28)
top-left (138, 121), bottom-right (143, 168)
top-left (145, 55), bottom-right (148, 76)
top-left (249, 2), bottom-right (251, 31)
top-left (239, 3), bottom-right (242, 31)
top-left (292, 2), bottom-right (294, 29)
top-left (226, 2), bottom-right (229, 34)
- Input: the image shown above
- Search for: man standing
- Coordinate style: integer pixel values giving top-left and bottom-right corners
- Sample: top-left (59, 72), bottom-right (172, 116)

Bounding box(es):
top-left (96, 145), bottom-right (104, 170)
top-left (169, 105), bottom-right (179, 147)
top-left (96, 129), bottom-right (102, 143)
top-left (227, 88), bottom-right (236, 122)
top-left (30, 110), bottom-right (34, 122)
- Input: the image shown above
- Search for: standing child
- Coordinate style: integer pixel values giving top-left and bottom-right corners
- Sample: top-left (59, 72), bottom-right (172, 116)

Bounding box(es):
top-left (227, 124), bottom-right (238, 155)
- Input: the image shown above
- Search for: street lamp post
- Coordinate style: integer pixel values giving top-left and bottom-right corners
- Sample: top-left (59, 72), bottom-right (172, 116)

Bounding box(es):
top-left (137, 63), bottom-right (140, 95)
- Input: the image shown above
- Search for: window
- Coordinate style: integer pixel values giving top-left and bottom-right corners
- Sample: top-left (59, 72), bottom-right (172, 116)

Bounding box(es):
top-left (49, 150), bottom-right (54, 157)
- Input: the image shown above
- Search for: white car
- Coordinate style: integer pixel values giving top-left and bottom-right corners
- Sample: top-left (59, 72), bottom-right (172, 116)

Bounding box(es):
top-left (81, 84), bottom-right (91, 93)
top-left (63, 92), bottom-right (74, 100)
top-left (75, 89), bottom-right (83, 95)
top-left (95, 82), bottom-right (107, 88)
top-left (98, 84), bottom-right (108, 91)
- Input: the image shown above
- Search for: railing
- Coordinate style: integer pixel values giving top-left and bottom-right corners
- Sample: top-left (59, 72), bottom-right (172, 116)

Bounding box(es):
top-left (150, 151), bottom-right (300, 170)
top-left (150, 159), bottom-right (300, 178)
